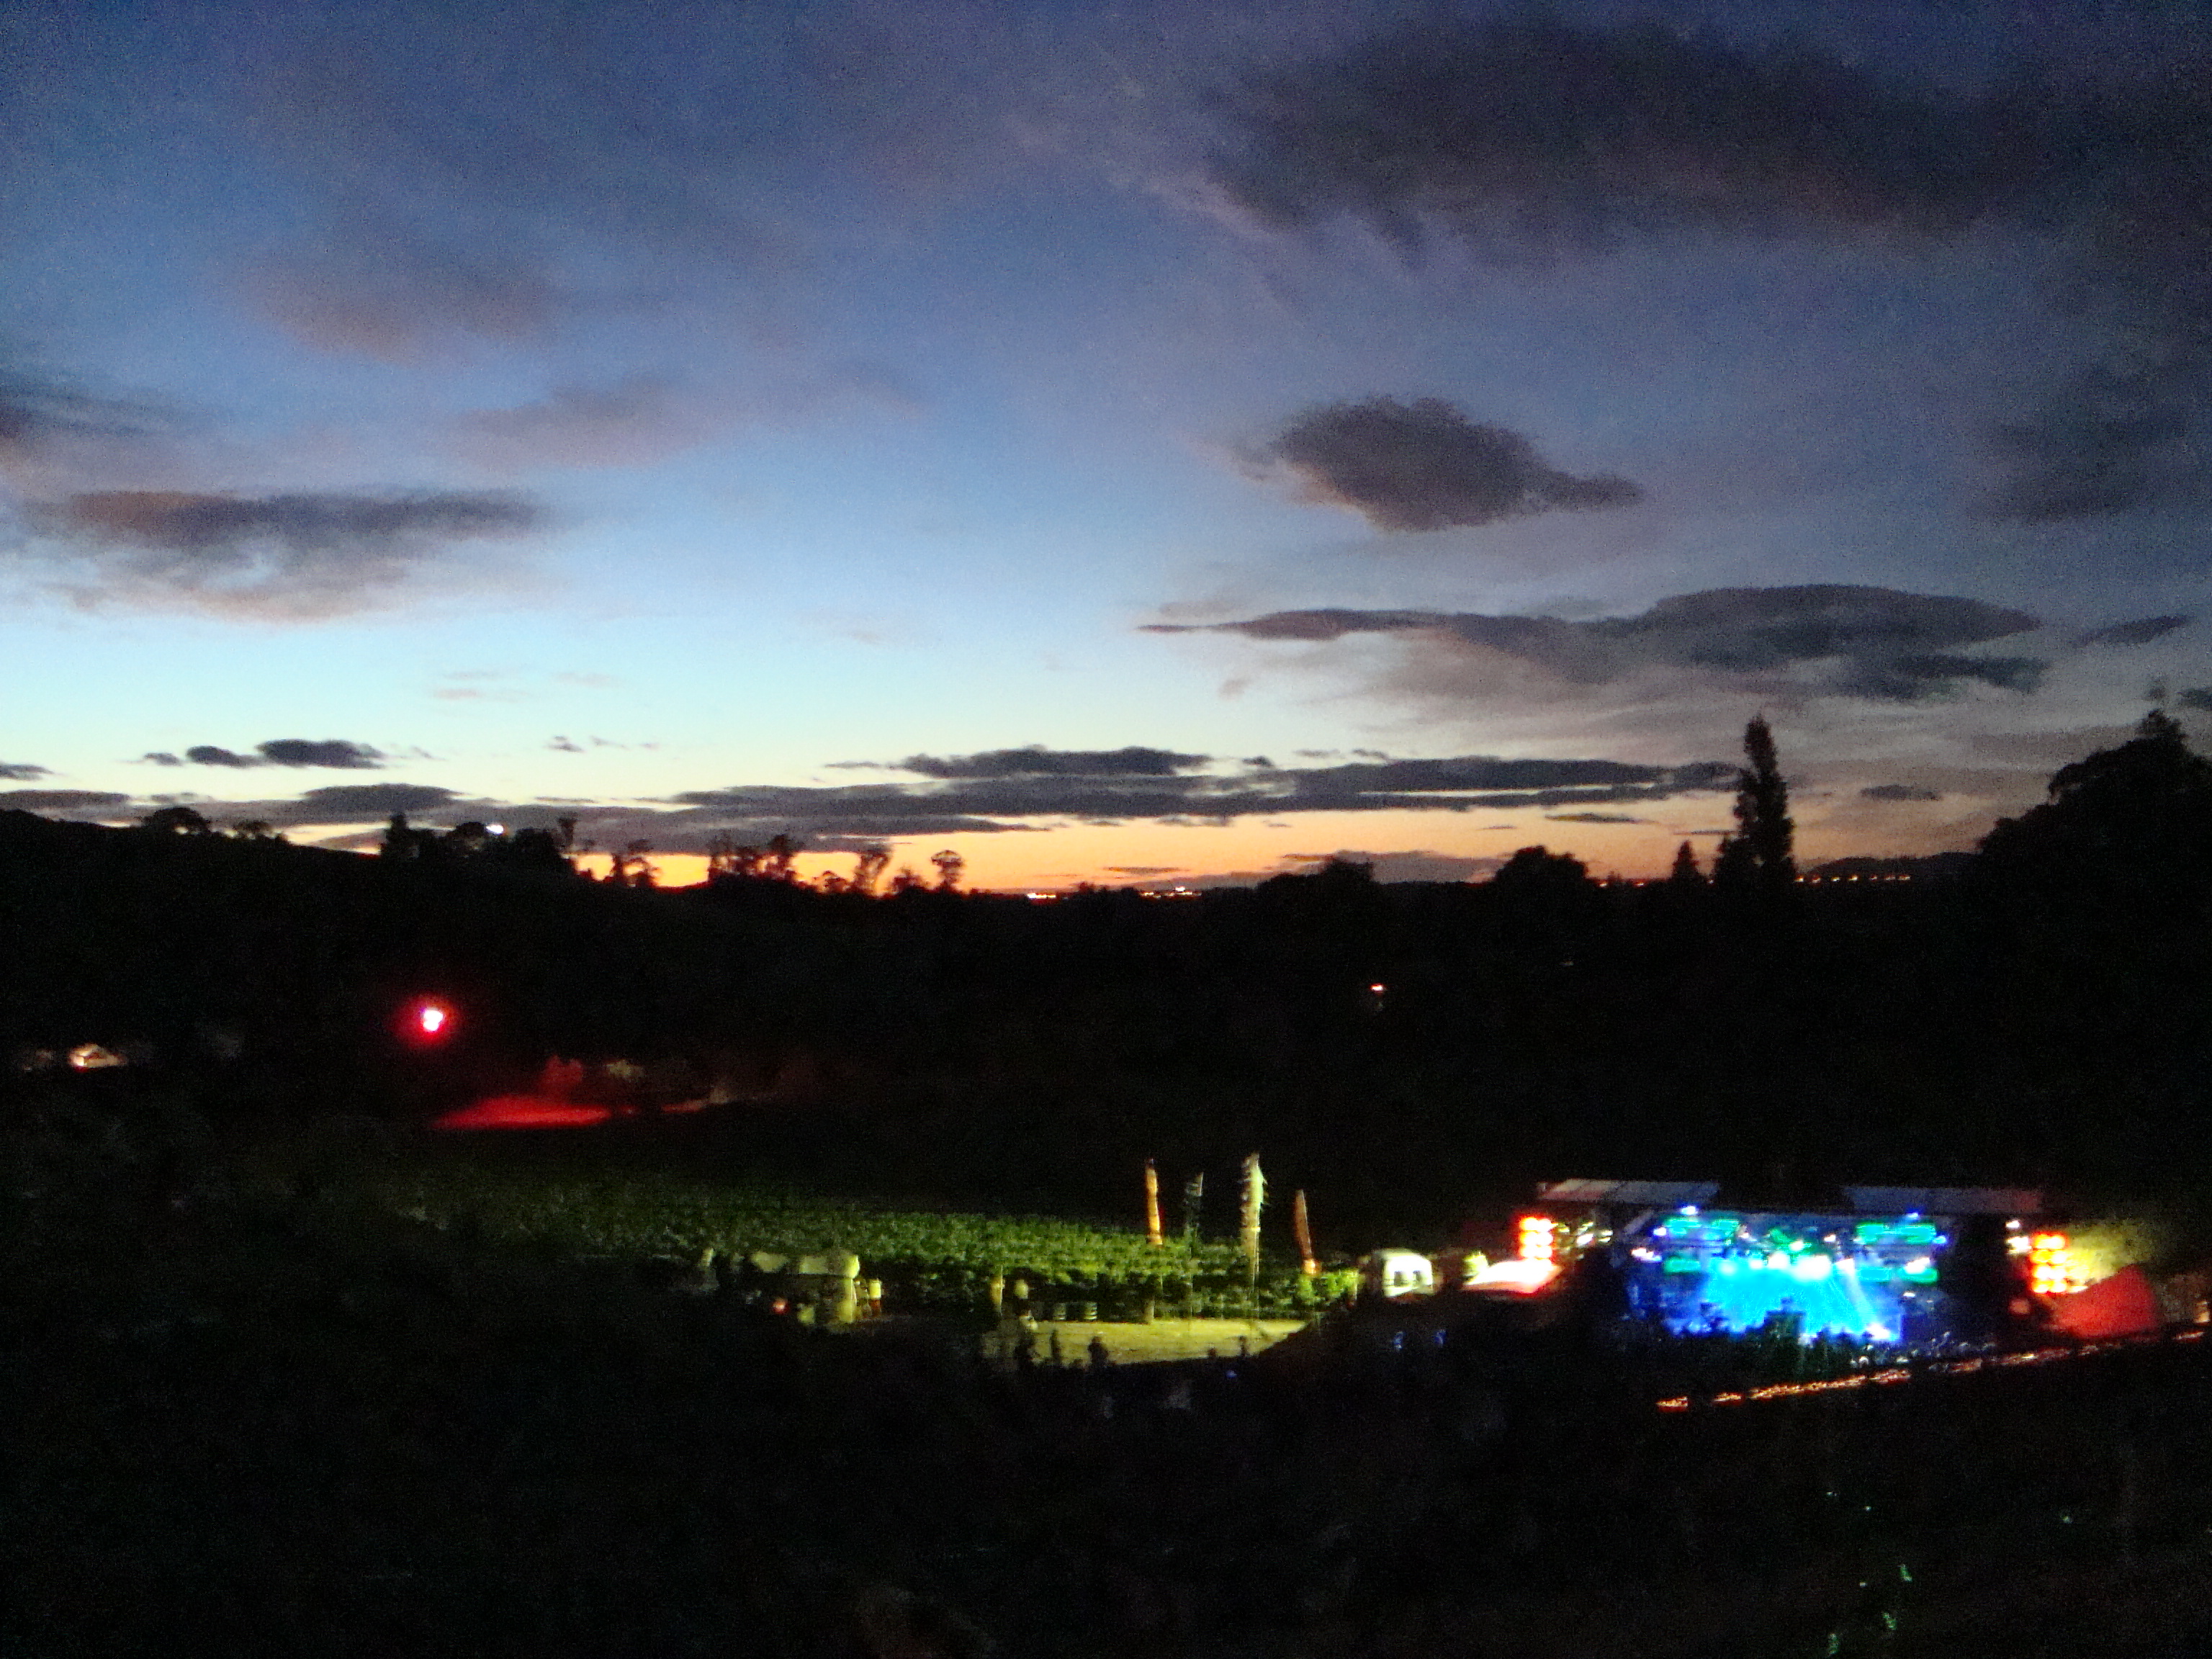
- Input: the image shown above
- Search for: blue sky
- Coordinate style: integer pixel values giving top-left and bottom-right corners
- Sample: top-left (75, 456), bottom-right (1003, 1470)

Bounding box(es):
top-left (4, 0), bottom-right (2209, 887)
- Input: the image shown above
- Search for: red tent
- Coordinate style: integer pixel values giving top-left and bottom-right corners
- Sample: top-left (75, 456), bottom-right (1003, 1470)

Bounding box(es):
top-left (2044, 1264), bottom-right (2164, 1339)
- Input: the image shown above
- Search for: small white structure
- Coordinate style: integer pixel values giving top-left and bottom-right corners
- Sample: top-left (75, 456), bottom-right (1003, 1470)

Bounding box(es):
top-left (1362, 1249), bottom-right (1436, 1300)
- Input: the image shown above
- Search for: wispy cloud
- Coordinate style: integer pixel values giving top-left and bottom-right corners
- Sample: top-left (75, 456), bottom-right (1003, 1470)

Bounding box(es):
top-left (451, 376), bottom-right (725, 471)
top-left (2073, 614), bottom-right (2190, 649)
top-left (244, 230), bottom-right (562, 361)
top-left (1149, 585), bottom-right (2046, 703)
top-left (0, 363), bottom-right (161, 463)
top-left (22, 489), bottom-right (544, 619)
top-left (1986, 369), bottom-right (2200, 522)
top-left (885, 745), bottom-right (1213, 779)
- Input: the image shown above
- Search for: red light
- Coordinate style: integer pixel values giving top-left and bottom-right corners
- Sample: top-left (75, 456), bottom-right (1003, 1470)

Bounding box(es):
top-left (411, 1000), bottom-right (453, 1040)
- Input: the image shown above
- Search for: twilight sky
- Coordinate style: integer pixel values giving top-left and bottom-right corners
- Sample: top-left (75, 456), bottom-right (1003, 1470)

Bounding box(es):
top-left (5, 0), bottom-right (2211, 888)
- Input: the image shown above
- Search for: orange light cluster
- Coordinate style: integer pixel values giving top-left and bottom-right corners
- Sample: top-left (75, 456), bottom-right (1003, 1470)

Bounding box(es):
top-left (1516, 1215), bottom-right (1557, 1263)
top-left (2029, 1232), bottom-right (2085, 1296)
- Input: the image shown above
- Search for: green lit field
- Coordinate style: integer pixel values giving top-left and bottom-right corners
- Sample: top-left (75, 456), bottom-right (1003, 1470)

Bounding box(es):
top-left (258, 1121), bottom-right (1359, 1320)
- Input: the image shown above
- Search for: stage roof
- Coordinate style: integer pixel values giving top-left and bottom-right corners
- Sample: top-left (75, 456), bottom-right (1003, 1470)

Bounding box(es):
top-left (1538, 1179), bottom-right (2044, 1215)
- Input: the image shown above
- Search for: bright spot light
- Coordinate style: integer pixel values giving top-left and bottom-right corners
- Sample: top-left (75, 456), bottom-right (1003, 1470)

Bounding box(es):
top-left (2029, 1231), bottom-right (2084, 1295)
top-left (1515, 1215), bottom-right (1557, 1262)
top-left (417, 1002), bottom-right (451, 1037)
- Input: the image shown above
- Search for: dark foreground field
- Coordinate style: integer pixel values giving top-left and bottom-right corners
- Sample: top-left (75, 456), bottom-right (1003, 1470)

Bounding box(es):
top-left (12, 1094), bottom-right (2212, 1659)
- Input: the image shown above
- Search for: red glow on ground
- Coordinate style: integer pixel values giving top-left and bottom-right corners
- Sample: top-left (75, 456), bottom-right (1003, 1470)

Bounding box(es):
top-left (428, 1094), bottom-right (718, 1130)
top-left (431, 1095), bottom-right (613, 1130)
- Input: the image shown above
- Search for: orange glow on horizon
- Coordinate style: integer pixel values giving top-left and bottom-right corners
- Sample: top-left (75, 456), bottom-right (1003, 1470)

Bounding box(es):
top-left (311, 799), bottom-right (1987, 894)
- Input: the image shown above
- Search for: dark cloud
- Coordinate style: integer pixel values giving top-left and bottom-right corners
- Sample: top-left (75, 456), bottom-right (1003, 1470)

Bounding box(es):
top-left (1209, 19), bottom-right (2015, 256)
top-left (1843, 653), bottom-right (2046, 698)
top-left (890, 745), bottom-right (1213, 779)
top-left (24, 489), bottom-right (544, 619)
top-left (0, 790), bottom-right (130, 812)
top-left (140, 753), bottom-right (181, 767)
top-left (1545, 811), bottom-right (1645, 824)
top-left (1210, 19), bottom-right (2212, 520)
top-left (172, 739), bottom-right (386, 770)
top-left (1861, 783), bottom-right (1943, 801)
top-left (2073, 614), bottom-right (2190, 648)
top-left (284, 783), bottom-right (459, 819)
top-left (257, 739), bottom-right (384, 770)
top-left (0, 761), bottom-right (51, 781)
top-left (9, 781), bottom-right (477, 832)
top-left (2179, 688), bottom-right (2212, 713)
top-left (0, 742), bottom-right (1735, 862)
top-left (549, 736), bottom-right (585, 753)
top-left (1151, 585), bottom-right (2045, 703)
top-left (661, 751), bottom-right (1731, 842)
top-left (1331, 849), bottom-right (1501, 884)
top-left (1183, 849), bottom-right (1506, 887)
top-left (1173, 608), bottom-right (1447, 642)
top-left (1254, 397), bottom-right (1640, 531)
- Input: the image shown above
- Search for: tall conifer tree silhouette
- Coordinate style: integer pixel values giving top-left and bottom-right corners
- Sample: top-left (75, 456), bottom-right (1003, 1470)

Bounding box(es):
top-left (1714, 716), bottom-right (1796, 893)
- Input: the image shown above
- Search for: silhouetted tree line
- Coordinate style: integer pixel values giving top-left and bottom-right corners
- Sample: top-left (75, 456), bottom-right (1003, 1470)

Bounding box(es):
top-left (4, 713), bottom-right (2208, 1222)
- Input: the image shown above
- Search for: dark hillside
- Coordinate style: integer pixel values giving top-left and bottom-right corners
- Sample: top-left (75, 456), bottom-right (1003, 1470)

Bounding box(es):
top-left (6, 714), bottom-right (2211, 1224)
